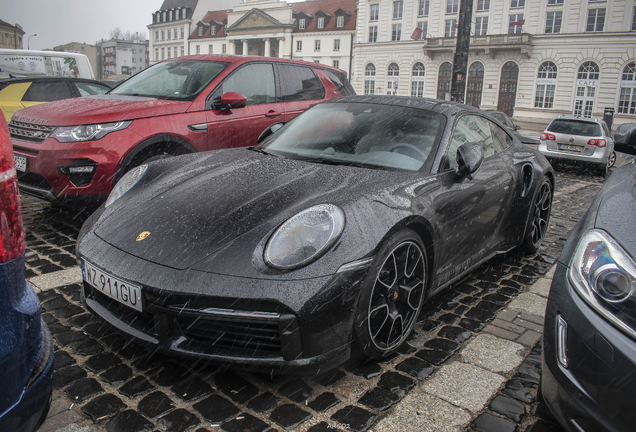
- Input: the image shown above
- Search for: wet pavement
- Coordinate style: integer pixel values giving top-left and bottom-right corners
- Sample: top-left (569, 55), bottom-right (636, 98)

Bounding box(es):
top-left (20, 161), bottom-right (623, 432)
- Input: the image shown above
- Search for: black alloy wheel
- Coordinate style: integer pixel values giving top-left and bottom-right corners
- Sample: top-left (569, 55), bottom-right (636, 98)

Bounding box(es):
top-left (355, 229), bottom-right (427, 357)
top-left (522, 178), bottom-right (552, 254)
top-left (607, 150), bottom-right (616, 168)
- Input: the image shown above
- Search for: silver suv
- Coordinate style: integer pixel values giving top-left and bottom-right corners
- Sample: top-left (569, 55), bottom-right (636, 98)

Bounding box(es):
top-left (538, 116), bottom-right (615, 176)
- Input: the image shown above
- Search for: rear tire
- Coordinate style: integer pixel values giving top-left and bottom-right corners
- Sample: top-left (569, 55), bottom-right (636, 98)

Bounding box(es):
top-left (521, 177), bottom-right (552, 254)
top-left (607, 150), bottom-right (616, 169)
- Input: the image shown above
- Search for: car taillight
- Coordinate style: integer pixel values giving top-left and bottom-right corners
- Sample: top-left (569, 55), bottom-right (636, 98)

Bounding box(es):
top-left (541, 133), bottom-right (556, 141)
top-left (587, 139), bottom-right (606, 148)
top-left (0, 117), bottom-right (25, 263)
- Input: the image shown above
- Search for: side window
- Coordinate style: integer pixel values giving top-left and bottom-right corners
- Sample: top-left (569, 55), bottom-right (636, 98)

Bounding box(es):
top-left (22, 81), bottom-right (74, 102)
top-left (489, 120), bottom-right (513, 151)
top-left (324, 69), bottom-right (356, 96)
top-left (75, 82), bottom-right (110, 96)
top-left (212, 63), bottom-right (276, 106)
top-left (446, 115), bottom-right (495, 169)
top-left (278, 64), bottom-right (325, 102)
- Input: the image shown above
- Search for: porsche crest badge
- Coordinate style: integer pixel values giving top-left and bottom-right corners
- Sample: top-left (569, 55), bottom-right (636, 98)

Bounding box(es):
top-left (136, 231), bottom-right (150, 242)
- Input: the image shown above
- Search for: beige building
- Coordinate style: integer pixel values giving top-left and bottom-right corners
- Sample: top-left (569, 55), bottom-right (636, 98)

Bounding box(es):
top-left (0, 20), bottom-right (24, 49)
top-left (53, 42), bottom-right (98, 78)
top-left (353, 0), bottom-right (636, 128)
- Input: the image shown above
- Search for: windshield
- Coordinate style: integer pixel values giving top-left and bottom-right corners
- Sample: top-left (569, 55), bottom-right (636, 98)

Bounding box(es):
top-left (262, 102), bottom-right (445, 171)
top-left (548, 119), bottom-right (602, 137)
top-left (109, 60), bottom-right (228, 100)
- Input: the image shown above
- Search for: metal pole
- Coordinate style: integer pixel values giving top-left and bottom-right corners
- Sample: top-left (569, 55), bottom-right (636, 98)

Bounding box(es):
top-left (28, 34), bottom-right (37, 50)
top-left (450, 0), bottom-right (473, 103)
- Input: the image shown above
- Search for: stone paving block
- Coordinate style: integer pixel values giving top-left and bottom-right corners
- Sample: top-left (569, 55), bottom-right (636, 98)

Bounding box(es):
top-left (348, 361), bottom-right (382, 379)
top-left (470, 412), bottom-right (517, 432)
top-left (307, 392), bottom-right (340, 413)
top-left (513, 318), bottom-right (544, 333)
top-left (215, 371), bottom-right (259, 404)
top-left (269, 404), bottom-right (311, 430)
top-left (171, 378), bottom-right (213, 402)
top-left (423, 362), bottom-right (506, 413)
top-left (502, 379), bottom-right (535, 404)
top-left (52, 366), bottom-right (88, 390)
top-left (517, 330), bottom-right (543, 347)
top-left (118, 376), bottom-right (155, 399)
top-left (105, 409), bottom-right (154, 432)
top-left (84, 352), bottom-right (121, 373)
top-left (377, 371), bottom-right (415, 395)
top-left (489, 395), bottom-right (526, 422)
top-left (82, 394), bottom-right (126, 422)
top-left (507, 293), bottom-right (548, 317)
top-left (483, 324), bottom-right (520, 341)
top-left (54, 351), bottom-right (76, 369)
top-left (157, 408), bottom-right (200, 432)
top-left (373, 392), bottom-right (472, 432)
top-left (519, 312), bottom-right (545, 326)
top-left (358, 387), bottom-right (400, 411)
top-left (311, 369), bottom-right (346, 388)
top-left (247, 392), bottom-right (281, 413)
top-left (278, 379), bottom-right (313, 402)
top-left (460, 334), bottom-right (525, 374)
top-left (221, 413), bottom-right (269, 432)
top-left (330, 405), bottom-right (377, 432)
top-left (529, 277), bottom-right (552, 298)
top-left (395, 357), bottom-right (434, 380)
top-left (99, 364), bottom-right (133, 385)
top-left (193, 394), bottom-right (240, 424)
top-left (65, 378), bottom-right (104, 402)
top-left (491, 318), bottom-right (525, 334)
top-left (138, 391), bottom-right (175, 418)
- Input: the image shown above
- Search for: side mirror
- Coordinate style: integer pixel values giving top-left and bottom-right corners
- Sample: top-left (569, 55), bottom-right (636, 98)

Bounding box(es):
top-left (213, 92), bottom-right (247, 111)
top-left (456, 142), bottom-right (484, 180)
top-left (614, 123), bottom-right (636, 156)
top-left (257, 122), bottom-right (286, 144)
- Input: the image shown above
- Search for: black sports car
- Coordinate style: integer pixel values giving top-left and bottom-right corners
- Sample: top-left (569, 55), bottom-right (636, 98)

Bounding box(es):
top-left (77, 96), bottom-right (554, 373)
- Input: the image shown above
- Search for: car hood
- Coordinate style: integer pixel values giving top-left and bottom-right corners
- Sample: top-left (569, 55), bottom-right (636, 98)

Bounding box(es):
top-left (92, 148), bottom-right (419, 276)
top-left (594, 162), bottom-right (636, 258)
top-left (12, 94), bottom-right (192, 126)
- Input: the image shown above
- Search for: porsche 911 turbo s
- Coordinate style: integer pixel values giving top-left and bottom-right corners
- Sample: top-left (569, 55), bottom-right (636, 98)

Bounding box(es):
top-left (76, 96), bottom-right (554, 373)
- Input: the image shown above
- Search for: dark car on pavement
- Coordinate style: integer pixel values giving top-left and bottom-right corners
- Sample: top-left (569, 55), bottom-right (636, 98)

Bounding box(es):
top-left (484, 109), bottom-right (540, 145)
top-left (76, 96), bottom-right (554, 374)
top-left (9, 55), bottom-right (354, 206)
top-left (0, 76), bottom-right (111, 121)
top-left (614, 122), bottom-right (636, 155)
top-left (542, 124), bottom-right (636, 432)
top-left (0, 116), bottom-right (54, 431)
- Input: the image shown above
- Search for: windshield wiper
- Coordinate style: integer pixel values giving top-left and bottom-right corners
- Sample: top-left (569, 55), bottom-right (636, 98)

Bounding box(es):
top-left (247, 147), bottom-right (278, 157)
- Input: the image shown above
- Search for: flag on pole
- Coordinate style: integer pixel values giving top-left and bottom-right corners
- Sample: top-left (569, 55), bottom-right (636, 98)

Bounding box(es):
top-left (510, 19), bottom-right (525, 26)
top-left (411, 27), bottom-right (423, 40)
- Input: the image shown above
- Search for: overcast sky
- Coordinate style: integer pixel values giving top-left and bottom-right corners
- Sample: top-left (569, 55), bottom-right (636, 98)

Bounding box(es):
top-left (4, 0), bottom-right (163, 50)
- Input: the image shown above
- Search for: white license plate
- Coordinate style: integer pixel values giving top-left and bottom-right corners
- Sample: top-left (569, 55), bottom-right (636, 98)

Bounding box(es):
top-left (81, 259), bottom-right (143, 311)
top-left (14, 154), bottom-right (26, 172)
top-left (558, 144), bottom-right (583, 152)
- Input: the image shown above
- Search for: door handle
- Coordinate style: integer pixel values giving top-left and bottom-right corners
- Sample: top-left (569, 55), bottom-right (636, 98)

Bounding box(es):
top-left (265, 110), bottom-right (281, 117)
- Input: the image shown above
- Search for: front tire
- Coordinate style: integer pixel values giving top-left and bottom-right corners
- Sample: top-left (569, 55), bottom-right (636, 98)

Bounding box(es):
top-left (353, 229), bottom-right (427, 359)
top-left (521, 177), bottom-right (552, 254)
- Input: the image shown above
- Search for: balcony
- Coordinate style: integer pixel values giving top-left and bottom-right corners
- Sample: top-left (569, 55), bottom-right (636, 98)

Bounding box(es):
top-left (422, 33), bottom-right (533, 59)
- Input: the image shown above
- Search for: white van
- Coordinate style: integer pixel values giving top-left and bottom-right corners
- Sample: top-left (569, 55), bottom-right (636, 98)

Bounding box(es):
top-left (0, 49), bottom-right (95, 80)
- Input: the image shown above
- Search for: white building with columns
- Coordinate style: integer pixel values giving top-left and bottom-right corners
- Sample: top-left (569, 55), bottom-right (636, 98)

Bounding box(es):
top-left (353, 0), bottom-right (636, 127)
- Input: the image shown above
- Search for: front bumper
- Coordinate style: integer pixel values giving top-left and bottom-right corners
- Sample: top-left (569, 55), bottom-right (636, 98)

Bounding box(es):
top-left (542, 262), bottom-right (636, 432)
top-left (78, 230), bottom-right (369, 374)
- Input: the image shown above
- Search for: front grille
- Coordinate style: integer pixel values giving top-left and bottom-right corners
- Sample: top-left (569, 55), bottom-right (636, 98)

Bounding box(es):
top-left (17, 172), bottom-right (53, 191)
top-left (87, 285), bottom-right (158, 336)
top-left (9, 120), bottom-right (55, 143)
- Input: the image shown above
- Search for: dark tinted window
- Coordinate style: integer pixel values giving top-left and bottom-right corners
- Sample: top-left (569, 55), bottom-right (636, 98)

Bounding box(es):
top-left (547, 119), bottom-right (601, 137)
top-left (278, 65), bottom-right (324, 102)
top-left (489, 120), bottom-right (513, 151)
top-left (325, 69), bottom-right (356, 96)
top-left (489, 111), bottom-right (515, 129)
top-left (22, 80), bottom-right (74, 102)
top-left (75, 81), bottom-right (110, 96)
top-left (211, 63), bottom-right (276, 105)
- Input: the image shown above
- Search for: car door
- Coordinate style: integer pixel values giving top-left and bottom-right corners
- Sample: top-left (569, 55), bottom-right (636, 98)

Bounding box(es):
top-left (204, 62), bottom-right (288, 151)
top-left (275, 64), bottom-right (326, 123)
top-left (433, 114), bottom-right (515, 285)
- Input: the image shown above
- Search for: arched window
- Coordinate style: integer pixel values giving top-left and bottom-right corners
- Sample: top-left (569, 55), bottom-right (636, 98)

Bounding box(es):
top-left (574, 61), bottom-right (600, 117)
top-left (387, 63), bottom-right (399, 95)
top-left (619, 62), bottom-right (636, 114)
top-left (437, 61), bottom-right (452, 100)
top-left (365, 64), bottom-right (376, 95)
top-left (411, 62), bottom-right (426, 97)
top-left (176, 9), bottom-right (180, 20)
top-left (466, 62), bottom-right (485, 107)
top-left (535, 61), bottom-right (557, 108)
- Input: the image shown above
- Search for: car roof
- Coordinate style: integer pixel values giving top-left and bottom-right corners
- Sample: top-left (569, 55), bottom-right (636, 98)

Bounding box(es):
top-left (0, 77), bottom-right (108, 85)
top-left (551, 115), bottom-right (604, 124)
top-left (165, 54), bottom-right (346, 74)
top-left (323, 95), bottom-right (487, 117)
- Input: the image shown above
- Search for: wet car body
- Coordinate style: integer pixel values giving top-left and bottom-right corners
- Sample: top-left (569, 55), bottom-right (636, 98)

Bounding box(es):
top-left (541, 130), bottom-right (636, 432)
top-left (0, 116), bottom-right (54, 431)
top-left (77, 96), bottom-right (554, 373)
top-left (483, 109), bottom-right (540, 145)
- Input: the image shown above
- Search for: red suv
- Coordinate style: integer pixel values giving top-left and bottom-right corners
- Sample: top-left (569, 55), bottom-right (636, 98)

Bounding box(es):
top-left (9, 55), bottom-right (354, 205)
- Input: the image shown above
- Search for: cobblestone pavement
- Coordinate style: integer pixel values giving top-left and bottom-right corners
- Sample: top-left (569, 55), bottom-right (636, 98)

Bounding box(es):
top-left (20, 163), bottom-right (613, 432)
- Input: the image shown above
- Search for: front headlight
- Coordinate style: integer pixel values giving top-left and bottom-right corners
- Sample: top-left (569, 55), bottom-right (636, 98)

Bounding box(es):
top-left (568, 229), bottom-right (636, 338)
top-left (264, 204), bottom-right (345, 270)
top-left (105, 164), bottom-right (147, 207)
top-left (53, 120), bottom-right (132, 142)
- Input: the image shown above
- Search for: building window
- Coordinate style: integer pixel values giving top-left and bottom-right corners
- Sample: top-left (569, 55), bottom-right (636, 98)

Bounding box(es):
top-left (546, 11), bottom-right (562, 33)
top-left (196, 45), bottom-right (200, 54)
top-left (333, 60), bottom-right (340, 68)
top-left (314, 60), bottom-right (321, 63)
top-left (369, 26), bottom-right (378, 42)
top-left (297, 40), bottom-right (302, 51)
top-left (619, 62), bottom-right (636, 114)
top-left (315, 40), bottom-right (321, 51)
top-left (547, 0), bottom-right (563, 4)
top-left (387, 63), bottom-right (399, 95)
top-left (337, 16), bottom-right (344, 28)
top-left (198, 27), bottom-right (204, 37)
top-left (447, 0), bottom-right (459, 14)
top-left (317, 17), bottom-right (324, 29)
top-left (633, 6), bottom-right (636, 30)
top-left (155, 48), bottom-right (159, 60)
top-left (209, 45), bottom-right (213, 53)
top-left (419, 0), bottom-right (429, 16)
top-left (161, 30), bottom-right (165, 41)
top-left (161, 48), bottom-right (165, 60)
top-left (535, 61), bottom-right (557, 109)
top-left (574, 61), bottom-right (600, 117)
top-left (210, 26), bottom-right (216, 36)
top-left (445, 19), bottom-right (458, 37)
top-left (167, 47), bottom-right (171, 58)
top-left (176, 9), bottom-right (180, 20)
top-left (476, 0), bottom-right (490, 11)
top-left (417, 22), bottom-right (428, 39)
top-left (475, 17), bottom-right (488, 35)
top-left (222, 44), bottom-right (226, 54)
top-left (132, 57), bottom-right (136, 63)
top-left (163, 11), bottom-right (167, 22)
top-left (370, 4), bottom-right (379, 21)
top-left (299, 18), bottom-right (306, 30)
top-left (169, 10), bottom-right (173, 20)
top-left (411, 62), bottom-right (426, 97)
top-left (334, 39), bottom-right (340, 50)
top-left (394, 1), bottom-right (403, 19)
top-left (181, 46), bottom-right (184, 56)
top-left (587, 8), bottom-right (605, 32)
top-left (167, 30), bottom-right (171, 40)
top-left (155, 31), bottom-right (159, 41)
top-left (510, 0), bottom-right (525, 7)
top-left (364, 64), bottom-right (376, 95)
top-left (509, 14), bottom-right (524, 34)
top-left (392, 24), bottom-right (402, 41)
top-left (156, 12), bottom-right (160, 23)
top-left (181, 28), bottom-right (184, 39)
top-left (174, 28), bottom-right (178, 39)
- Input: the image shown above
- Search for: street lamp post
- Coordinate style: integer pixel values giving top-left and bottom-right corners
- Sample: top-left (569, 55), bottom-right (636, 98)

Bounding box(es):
top-left (28, 34), bottom-right (37, 50)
